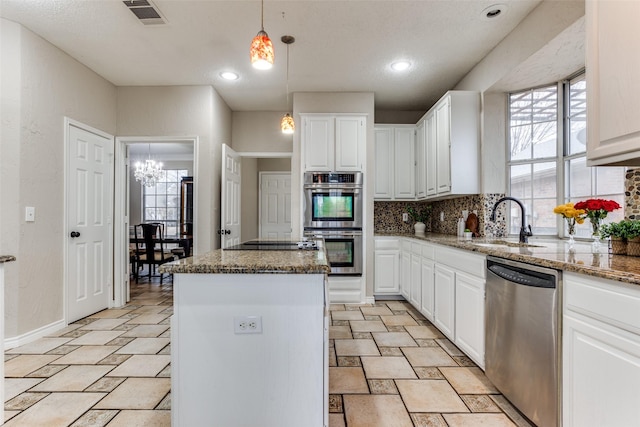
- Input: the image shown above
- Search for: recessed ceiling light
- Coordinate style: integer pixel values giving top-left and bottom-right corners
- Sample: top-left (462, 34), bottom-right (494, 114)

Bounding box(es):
top-left (391, 61), bottom-right (411, 72)
top-left (220, 71), bottom-right (239, 80)
top-left (482, 4), bottom-right (507, 19)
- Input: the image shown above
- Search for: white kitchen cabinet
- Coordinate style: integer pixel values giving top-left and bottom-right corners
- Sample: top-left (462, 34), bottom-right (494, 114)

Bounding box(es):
top-left (302, 114), bottom-right (365, 172)
top-left (417, 90), bottom-right (480, 199)
top-left (586, 0), bottom-right (640, 166)
top-left (454, 271), bottom-right (485, 368)
top-left (415, 120), bottom-right (427, 199)
top-left (434, 263), bottom-right (455, 340)
top-left (563, 272), bottom-right (640, 427)
top-left (410, 243), bottom-right (422, 308)
top-left (400, 246), bottom-right (411, 300)
top-left (373, 125), bottom-right (416, 200)
top-left (374, 238), bottom-right (400, 295)
top-left (420, 244), bottom-right (435, 322)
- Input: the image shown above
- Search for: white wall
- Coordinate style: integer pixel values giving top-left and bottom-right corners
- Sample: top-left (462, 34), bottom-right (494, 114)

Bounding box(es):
top-left (232, 112), bottom-right (293, 153)
top-left (116, 86), bottom-right (232, 253)
top-left (0, 19), bottom-right (117, 338)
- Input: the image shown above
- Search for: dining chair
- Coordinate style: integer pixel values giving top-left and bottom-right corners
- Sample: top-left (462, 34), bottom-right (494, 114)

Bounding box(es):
top-left (136, 223), bottom-right (177, 284)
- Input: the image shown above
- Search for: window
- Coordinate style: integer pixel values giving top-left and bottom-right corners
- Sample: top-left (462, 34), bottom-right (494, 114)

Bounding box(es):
top-left (508, 73), bottom-right (625, 238)
top-left (143, 169), bottom-right (189, 238)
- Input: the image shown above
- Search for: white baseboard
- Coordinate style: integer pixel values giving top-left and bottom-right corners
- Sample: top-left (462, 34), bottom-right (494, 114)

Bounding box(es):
top-left (364, 296), bottom-right (376, 304)
top-left (4, 319), bottom-right (66, 350)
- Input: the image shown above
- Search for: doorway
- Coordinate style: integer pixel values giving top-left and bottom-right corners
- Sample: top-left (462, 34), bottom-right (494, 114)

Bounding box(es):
top-left (114, 137), bottom-right (196, 305)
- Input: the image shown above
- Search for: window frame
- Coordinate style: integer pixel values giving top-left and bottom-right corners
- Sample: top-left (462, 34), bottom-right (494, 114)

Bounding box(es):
top-left (142, 168), bottom-right (189, 238)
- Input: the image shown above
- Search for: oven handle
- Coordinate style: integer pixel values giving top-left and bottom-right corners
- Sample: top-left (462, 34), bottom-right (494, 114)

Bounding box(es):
top-left (304, 230), bottom-right (362, 238)
top-left (303, 184), bottom-right (362, 191)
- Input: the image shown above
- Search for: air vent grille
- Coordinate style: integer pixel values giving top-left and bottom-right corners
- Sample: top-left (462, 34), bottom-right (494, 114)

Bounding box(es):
top-left (123, 0), bottom-right (167, 25)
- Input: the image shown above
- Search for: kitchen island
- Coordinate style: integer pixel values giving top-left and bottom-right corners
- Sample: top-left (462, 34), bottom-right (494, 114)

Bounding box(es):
top-left (160, 244), bottom-right (330, 427)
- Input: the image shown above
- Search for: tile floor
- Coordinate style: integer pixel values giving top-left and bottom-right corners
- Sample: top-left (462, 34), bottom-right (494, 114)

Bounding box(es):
top-left (4, 276), bottom-right (534, 426)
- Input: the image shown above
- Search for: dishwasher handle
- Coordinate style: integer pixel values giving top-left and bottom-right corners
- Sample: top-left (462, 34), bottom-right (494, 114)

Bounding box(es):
top-left (488, 263), bottom-right (556, 289)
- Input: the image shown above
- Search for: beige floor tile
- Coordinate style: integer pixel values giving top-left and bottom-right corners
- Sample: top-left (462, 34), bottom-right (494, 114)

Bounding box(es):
top-left (379, 314), bottom-right (418, 326)
top-left (6, 338), bottom-right (73, 355)
top-left (460, 395), bottom-right (502, 413)
top-left (361, 357), bottom-right (417, 379)
top-left (125, 314), bottom-right (170, 325)
top-left (130, 305), bottom-right (167, 315)
top-left (443, 413), bottom-right (517, 427)
top-left (405, 325), bottom-right (441, 339)
top-left (5, 392), bottom-right (49, 410)
top-left (115, 337), bottom-right (170, 354)
top-left (344, 394), bottom-right (413, 427)
top-left (44, 324), bottom-right (83, 338)
top-left (80, 318), bottom-right (129, 330)
top-left (334, 339), bottom-right (380, 356)
top-left (31, 365), bottom-right (114, 392)
top-left (329, 413), bottom-right (346, 427)
top-left (4, 411), bottom-right (20, 423)
top-left (5, 355), bottom-right (62, 377)
top-left (107, 354), bottom-right (171, 377)
top-left (440, 367), bottom-right (499, 394)
top-left (411, 413), bottom-right (448, 427)
top-left (332, 311), bottom-right (365, 321)
top-left (121, 325), bottom-right (169, 338)
top-left (436, 338), bottom-right (465, 356)
top-left (88, 309), bottom-right (133, 319)
top-left (105, 410), bottom-right (171, 426)
top-left (329, 326), bottom-right (352, 339)
top-left (360, 306), bottom-right (394, 316)
top-left (94, 377), bottom-right (171, 409)
top-left (349, 320), bottom-right (388, 332)
top-left (69, 409), bottom-right (119, 427)
top-left (489, 395), bottom-right (536, 427)
top-left (52, 346), bottom-right (120, 365)
top-left (4, 378), bottom-right (45, 401)
top-left (372, 331), bottom-right (417, 347)
top-left (402, 347), bottom-right (458, 367)
top-left (396, 380), bottom-right (469, 413)
top-left (385, 301), bottom-right (410, 311)
top-left (67, 331), bottom-right (124, 346)
top-left (328, 367), bottom-right (369, 394)
top-left (4, 392), bottom-right (106, 427)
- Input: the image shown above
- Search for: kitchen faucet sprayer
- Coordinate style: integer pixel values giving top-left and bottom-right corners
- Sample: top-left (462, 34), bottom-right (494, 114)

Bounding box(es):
top-left (490, 196), bottom-right (533, 244)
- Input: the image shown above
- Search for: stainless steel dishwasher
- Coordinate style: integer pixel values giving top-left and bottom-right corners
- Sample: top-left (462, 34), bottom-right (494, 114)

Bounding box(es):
top-left (485, 256), bottom-right (561, 427)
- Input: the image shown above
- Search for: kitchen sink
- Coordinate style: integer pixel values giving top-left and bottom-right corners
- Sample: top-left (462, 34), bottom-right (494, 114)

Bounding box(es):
top-left (474, 240), bottom-right (545, 248)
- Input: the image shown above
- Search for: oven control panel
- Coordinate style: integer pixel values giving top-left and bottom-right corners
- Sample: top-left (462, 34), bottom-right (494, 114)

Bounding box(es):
top-left (304, 172), bottom-right (362, 185)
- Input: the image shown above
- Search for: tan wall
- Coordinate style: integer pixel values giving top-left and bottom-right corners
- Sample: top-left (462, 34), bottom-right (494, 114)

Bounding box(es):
top-left (232, 112), bottom-right (294, 153)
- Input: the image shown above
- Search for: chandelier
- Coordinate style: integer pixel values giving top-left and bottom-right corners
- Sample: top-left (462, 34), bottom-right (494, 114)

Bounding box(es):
top-left (135, 145), bottom-right (165, 187)
top-left (250, 0), bottom-right (274, 70)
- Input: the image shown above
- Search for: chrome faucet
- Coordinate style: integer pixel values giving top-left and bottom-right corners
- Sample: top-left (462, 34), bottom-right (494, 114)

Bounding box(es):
top-left (490, 196), bottom-right (533, 244)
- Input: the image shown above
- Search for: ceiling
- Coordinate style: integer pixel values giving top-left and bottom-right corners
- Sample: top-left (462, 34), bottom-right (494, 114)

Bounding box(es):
top-left (1, 0), bottom-right (543, 112)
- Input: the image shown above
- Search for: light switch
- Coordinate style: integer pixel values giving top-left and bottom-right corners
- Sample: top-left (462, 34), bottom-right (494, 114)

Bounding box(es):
top-left (25, 206), bottom-right (35, 222)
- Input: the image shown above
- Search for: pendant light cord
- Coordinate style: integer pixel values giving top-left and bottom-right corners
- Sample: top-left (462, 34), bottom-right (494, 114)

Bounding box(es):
top-left (260, 0), bottom-right (265, 31)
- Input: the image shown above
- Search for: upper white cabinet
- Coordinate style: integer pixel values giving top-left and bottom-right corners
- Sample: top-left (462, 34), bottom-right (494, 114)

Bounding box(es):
top-left (586, 0), bottom-right (640, 166)
top-left (373, 125), bottom-right (416, 200)
top-left (417, 90), bottom-right (480, 198)
top-left (415, 120), bottom-right (427, 199)
top-left (302, 114), bottom-right (366, 172)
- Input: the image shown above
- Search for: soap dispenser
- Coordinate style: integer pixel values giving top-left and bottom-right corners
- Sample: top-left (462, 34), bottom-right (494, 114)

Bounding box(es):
top-left (457, 218), bottom-right (465, 237)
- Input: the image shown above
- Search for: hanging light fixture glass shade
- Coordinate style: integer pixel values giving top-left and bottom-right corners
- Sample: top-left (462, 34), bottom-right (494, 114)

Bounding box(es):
top-left (135, 145), bottom-right (165, 187)
top-left (250, 0), bottom-right (274, 70)
top-left (281, 113), bottom-right (295, 134)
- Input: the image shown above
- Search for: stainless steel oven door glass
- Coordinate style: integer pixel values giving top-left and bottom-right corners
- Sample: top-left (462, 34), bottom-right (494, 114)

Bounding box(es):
top-left (303, 172), bottom-right (363, 229)
top-left (304, 229), bottom-right (362, 276)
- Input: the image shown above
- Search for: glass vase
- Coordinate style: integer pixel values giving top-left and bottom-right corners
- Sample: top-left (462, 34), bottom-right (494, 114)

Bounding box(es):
top-left (566, 220), bottom-right (576, 248)
top-left (590, 217), bottom-right (601, 253)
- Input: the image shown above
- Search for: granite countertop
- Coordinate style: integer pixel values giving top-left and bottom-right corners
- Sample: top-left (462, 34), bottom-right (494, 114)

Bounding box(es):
top-left (376, 232), bottom-right (640, 286)
top-left (159, 246), bottom-right (331, 275)
top-left (0, 255), bottom-right (16, 264)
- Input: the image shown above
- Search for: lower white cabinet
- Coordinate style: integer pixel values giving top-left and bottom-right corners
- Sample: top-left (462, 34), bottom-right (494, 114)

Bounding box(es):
top-left (374, 238), bottom-right (400, 295)
top-left (454, 271), bottom-right (485, 368)
top-left (400, 248), bottom-right (411, 300)
top-left (420, 257), bottom-right (435, 322)
top-left (563, 272), bottom-right (640, 427)
top-left (434, 264), bottom-right (456, 340)
top-left (410, 244), bottom-right (422, 308)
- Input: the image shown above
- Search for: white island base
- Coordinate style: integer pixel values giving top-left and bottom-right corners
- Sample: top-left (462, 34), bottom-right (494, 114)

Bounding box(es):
top-left (171, 272), bottom-right (328, 427)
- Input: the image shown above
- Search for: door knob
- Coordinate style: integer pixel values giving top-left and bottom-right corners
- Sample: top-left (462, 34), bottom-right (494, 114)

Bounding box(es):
top-left (224, 229), bottom-right (231, 235)
top-left (70, 231), bottom-right (81, 238)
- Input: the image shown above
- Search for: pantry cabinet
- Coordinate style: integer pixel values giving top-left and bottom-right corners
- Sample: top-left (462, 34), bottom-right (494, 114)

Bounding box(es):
top-left (302, 115), bottom-right (365, 172)
top-left (586, 0), bottom-right (640, 166)
top-left (563, 272), bottom-right (640, 427)
top-left (373, 125), bottom-right (416, 200)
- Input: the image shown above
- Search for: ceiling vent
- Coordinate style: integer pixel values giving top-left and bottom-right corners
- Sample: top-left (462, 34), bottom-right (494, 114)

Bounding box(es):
top-left (123, 0), bottom-right (167, 25)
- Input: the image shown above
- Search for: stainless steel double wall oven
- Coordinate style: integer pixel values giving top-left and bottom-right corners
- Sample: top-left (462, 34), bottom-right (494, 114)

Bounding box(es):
top-left (303, 172), bottom-right (363, 276)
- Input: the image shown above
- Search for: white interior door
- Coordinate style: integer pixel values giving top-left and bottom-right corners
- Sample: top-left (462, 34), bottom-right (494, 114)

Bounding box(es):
top-left (259, 172), bottom-right (291, 240)
top-left (221, 144), bottom-right (241, 248)
top-left (67, 123), bottom-right (113, 323)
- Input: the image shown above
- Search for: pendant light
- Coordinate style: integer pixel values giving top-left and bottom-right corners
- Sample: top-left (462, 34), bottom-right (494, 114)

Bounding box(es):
top-left (280, 35), bottom-right (295, 134)
top-left (250, 0), bottom-right (274, 70)
top-left (134, 144), bottom-right (165, 187)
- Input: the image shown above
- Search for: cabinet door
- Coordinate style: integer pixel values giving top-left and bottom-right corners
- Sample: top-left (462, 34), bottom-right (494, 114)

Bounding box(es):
top-left (425, 112), bottom-right (437, 196)
top-left (374, 128), bottom-right (394, 199)
top-left (435, 98), bottom-right (451, 194)
top-left (394, 127), bottom-right (416, 199)
top-left (454, 272), bottom-right (485, 368)
top-left (335, 116), bottom-right (364, 171)
top-left (374, 250), bottom-right (400, 294)
top-left (420, 258), bottom-right (435, 322)
top-left (563, 314), bottom-right (640, 427)
top-left (415, 120), bottom-right (427, 199)
top-left (410, 253), bottom-right (422, 309)
top-left (587, 0), bottom-right (640, 165)
top-left (434, 264), bottom-right (455, 340)
top-left (400, 251), bottom-right (411, 300)
top-left (304, 116), bottom-right (334, 171)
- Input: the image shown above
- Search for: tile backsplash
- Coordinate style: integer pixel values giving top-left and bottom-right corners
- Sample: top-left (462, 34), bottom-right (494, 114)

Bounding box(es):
top-left (625, 169), bottom-right (640, 219)
top-left (374, 193), bottom-right (506, 237)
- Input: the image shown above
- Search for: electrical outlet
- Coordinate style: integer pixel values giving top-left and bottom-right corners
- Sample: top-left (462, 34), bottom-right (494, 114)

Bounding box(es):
top-left (234, 316), bottom-right (263, 334)
top-left (402, 212), bottom-right (409, 222)
top-left (440, 211), bottom-right (445, 222)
